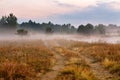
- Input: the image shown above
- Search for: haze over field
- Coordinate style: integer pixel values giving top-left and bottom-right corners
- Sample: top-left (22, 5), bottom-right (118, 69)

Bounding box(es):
top-left (0, 33), bottom-right (120, 44)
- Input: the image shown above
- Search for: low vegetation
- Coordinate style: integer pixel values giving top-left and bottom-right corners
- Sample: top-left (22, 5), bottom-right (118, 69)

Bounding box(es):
top-left (17, 29), bottom-right (28, 35)
top-left (54, 46), bottom-right (98, 80)
top-left (71, 42), bottom-right (120, 78)
top-left (0, 40), bottom-right (119, 80)
top-left (0, 41), bottom-right (55, 79)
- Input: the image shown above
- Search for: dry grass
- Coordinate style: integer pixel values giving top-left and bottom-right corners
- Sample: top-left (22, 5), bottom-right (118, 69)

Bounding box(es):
top-left (55, 47), bottom-right (78, 60)
top-left (56, 58), bottom-right (98, 80)
top-left (0, 61), bottom-right (35, 80)
top-left (0, 40), bottom-right (55, 79)
top-left (71, 42), bottom-right (120, 77)
top-left (0, 39), bottom-right (120, 80)
top-left (54, 45), bottom-right (98, 80)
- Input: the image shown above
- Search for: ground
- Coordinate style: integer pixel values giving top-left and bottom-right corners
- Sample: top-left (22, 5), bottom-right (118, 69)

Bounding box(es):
top-left (0, 39), bottom-right (119, 80)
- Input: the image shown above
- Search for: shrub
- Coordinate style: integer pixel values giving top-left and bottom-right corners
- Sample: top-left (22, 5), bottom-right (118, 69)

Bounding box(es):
top-left (0, 61), bottom-right (35, 80)
top-left (17, 29), bottom-right (28, 35)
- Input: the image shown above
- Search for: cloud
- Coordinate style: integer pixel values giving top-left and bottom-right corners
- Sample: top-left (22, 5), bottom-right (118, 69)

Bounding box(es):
top-left (0, 0), bottom-right (120, 20)
top-left (54, 0), bottom-right (98, 8)
top-left (0, 0), bottom-right (106, 18)
top-left (54, 0), bottom-right (120, 11)
top-left (53, 0), bottom-right (76, 7)
top-left (0, 0), bottom-right (76, 18)
top-left (108, 0), bottom-right (120, 11)
top-left (44, 3), bottom-right (120, 26)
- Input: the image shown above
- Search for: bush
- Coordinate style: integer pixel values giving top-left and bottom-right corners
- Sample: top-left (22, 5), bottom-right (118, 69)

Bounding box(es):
top-left (17, 29), bottom-right (28, 35)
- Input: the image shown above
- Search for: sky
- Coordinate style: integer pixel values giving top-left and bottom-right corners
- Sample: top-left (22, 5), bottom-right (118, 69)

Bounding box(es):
top-left (1, 0), bottom-right (120, 26)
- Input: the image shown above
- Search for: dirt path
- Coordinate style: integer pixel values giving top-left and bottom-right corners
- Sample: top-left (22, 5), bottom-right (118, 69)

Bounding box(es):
top-left (41, 40), bottom-right (115, 80)
top-left (49, 42), bottom-right (114, 80)
top-left (80, 54), bottom-right (114, 80)
top-left (71, 48), bottom-right (114, 80)
top-left (41, 40), bottom-right (65, 80)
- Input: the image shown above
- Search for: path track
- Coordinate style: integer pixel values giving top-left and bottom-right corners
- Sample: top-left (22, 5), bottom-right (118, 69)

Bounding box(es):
top-left (41, 40), bottom-right (65, 80)
top-left (80, 54), bottom-right (114, 80)
top-left (71, 49), bottom-right (115, 80)
top-left (41, 40), bottom-right (115, 80)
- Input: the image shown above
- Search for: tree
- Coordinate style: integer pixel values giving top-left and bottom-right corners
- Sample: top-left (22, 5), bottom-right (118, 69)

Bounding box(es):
top-left (77, 25), bottom-right (85, 33)
top-left (0, 16), bottom-right (7, 25)
top-left (70, 26), bottom-right (76, 33)
top-left (95, 24), bottom-right (105, 34)
top-left (85, 23), bottom-right (94, 33)
top-left (6, 13), bottom-right (17, 26)
top-left (77, 23), bottom-right (94, 34)
top-left (0, 13), bottom-right (17, 28)
top-left (28, 20), bottom-right (33, 24)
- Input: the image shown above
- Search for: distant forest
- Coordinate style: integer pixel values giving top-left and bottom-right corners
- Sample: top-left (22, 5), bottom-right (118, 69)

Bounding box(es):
top-left (0, 13), bottom-right (118, 35)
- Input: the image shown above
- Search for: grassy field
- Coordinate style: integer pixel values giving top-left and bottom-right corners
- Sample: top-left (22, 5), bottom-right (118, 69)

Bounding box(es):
top-left (70, 41), bottom-right (120, 80)
top-left (0, 40), bottom-right (55, 80)
top-left (0, 40), bottom-right (119, 80)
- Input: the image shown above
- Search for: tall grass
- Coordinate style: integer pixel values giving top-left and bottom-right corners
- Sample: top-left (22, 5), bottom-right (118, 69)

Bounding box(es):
top-left (55, 46), bottom-right (98, 80)
top-left (0, 40), bottom-right (55, 79)
top-left (71, 42), bottom-right (120, 76)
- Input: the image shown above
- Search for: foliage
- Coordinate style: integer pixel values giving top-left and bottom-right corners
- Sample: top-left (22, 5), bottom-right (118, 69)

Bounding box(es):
top-left (45, 27), bottom-right (53, 34)
top-left (17, 29), bottom-right (28, 35)
top-left (77, 23), bottom-right (106, 35)
top-left (95, 24), bottom-right (106, 34)
top-left (20, 21), bottom-right (76, 33)
top-left (0, 13), bottom-right (17, 27)
top-left (0, 13), bottom-right (108, 34)
top-left (77, 23), bottom-right (94, 34)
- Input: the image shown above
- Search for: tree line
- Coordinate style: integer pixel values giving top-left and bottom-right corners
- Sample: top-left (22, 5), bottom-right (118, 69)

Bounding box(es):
top-left (0, 13), bottom-right (106, 35)
top-left (77, 24), bottom-right (105, 35)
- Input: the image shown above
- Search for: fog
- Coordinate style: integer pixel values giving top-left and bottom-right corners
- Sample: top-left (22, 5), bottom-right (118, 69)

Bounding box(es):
top-left (0, 33), bottom-right (120, 44)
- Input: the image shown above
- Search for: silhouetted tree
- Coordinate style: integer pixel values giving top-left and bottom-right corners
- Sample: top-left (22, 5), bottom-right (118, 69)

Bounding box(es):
top-left (95, 24), bottom-right (105, 34)
top-left (77, 23), bottom-right (94, 34)
top-left (6, 13), bottom-right (17, 27)
top-left (85, 23), bottom-right (94, 33)
top-left (0, 13), bottom-right (17, 33)
top-left (77, 25), bottom-right (85, 33)
top-left (0, 16), bottom-right (7, 25)
top-left (0, 13), bottom-right (17, 27)
top-left (20, 21), bottom-right (76, 33)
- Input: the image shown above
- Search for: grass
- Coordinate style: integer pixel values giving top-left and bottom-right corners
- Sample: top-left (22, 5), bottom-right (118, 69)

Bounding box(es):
top-left (0, 40), bottom-right (55, 79)
top-left (0, 40), bottom-right (120, 79)
top-left (70, 41), bottom-right (120, 77)
top-left (56, 58), bottom-right (98, 80)
top-left (55, 45), bottom-right (98, 80)
top-left (0, 61), bottom-right (35, 80)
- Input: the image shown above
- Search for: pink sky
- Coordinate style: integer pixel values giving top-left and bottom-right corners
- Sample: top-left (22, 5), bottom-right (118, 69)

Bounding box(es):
top-left (0, 0), bottom-right (120, 18)
top-left (1, 0), bottom-right (120, 25)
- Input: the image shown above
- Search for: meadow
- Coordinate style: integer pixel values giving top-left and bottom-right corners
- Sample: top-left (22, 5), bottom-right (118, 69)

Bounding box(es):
top-left (0, 39), bottom-right (119, 80)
